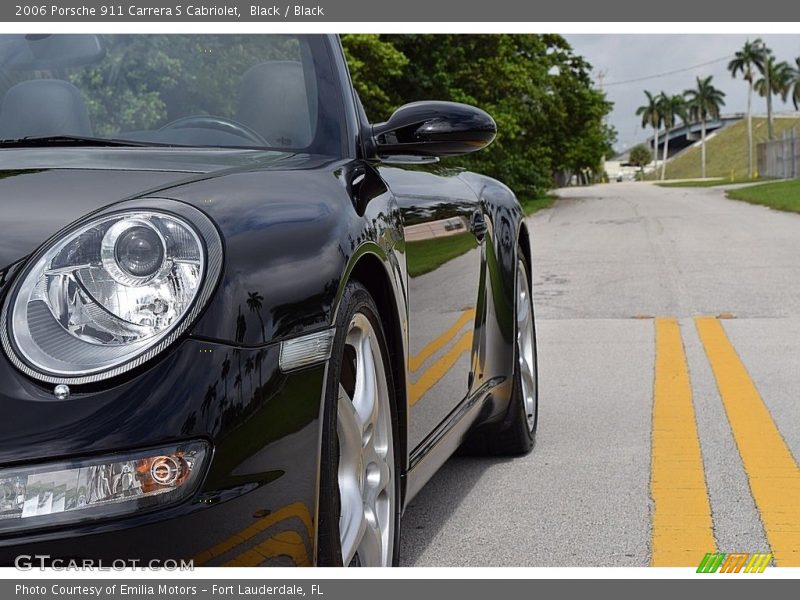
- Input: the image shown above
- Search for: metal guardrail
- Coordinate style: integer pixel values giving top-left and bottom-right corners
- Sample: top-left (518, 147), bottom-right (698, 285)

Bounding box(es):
top-left (757, 130), bottom-right (799, 179)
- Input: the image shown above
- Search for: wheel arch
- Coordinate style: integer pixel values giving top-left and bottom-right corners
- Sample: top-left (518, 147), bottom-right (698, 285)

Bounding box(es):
top-left (345, 251), bottom-right (409, 499)
top-left (517, 221), bottom-right (532, 291)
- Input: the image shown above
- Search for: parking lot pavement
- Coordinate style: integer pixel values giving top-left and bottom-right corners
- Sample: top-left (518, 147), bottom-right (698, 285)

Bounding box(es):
top-left (400, 182), bottom-right (800, 567)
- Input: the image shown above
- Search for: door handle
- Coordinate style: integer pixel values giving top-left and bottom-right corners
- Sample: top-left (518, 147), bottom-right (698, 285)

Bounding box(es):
top-left (470, 211), bottom-right (488, 240)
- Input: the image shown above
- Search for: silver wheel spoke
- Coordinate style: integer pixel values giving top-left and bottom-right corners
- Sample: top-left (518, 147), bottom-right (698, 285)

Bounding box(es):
top-left (339, 480), bottom-right (366, 565)
top-left (352, 333), bottom-right (379, 437)
top-left (516, 262), bottom-right (537, 432)
top-left (338, 385), bottom-right (363, 460)
top-left (357, 508), bottom-right (384, 567)
top-left (378, 458), bottom-right (391, 493)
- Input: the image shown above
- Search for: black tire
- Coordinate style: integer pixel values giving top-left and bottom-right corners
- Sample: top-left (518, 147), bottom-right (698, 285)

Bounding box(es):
top-left (462, 250), bottom-right (538, 456)
top-left (316, 281), bottom-right (401, 566)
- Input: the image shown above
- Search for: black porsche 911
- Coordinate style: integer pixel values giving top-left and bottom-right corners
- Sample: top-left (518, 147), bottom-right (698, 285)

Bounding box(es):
top-left (0, 33), bottom-right (538, 567)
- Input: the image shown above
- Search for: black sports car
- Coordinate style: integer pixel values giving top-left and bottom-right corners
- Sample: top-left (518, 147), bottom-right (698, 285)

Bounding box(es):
top-left (0, 34), bottom-right (538, 567)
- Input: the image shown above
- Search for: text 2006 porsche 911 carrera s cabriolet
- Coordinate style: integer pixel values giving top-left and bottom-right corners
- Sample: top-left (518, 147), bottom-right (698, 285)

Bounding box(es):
top-left (0, 33), bottom-right (537, 567)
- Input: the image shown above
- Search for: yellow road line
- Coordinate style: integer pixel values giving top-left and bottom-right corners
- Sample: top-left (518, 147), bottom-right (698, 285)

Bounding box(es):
top-left (695, 317), bottom-right (800, 567)
top-left (651, 318), bottom-right (716, 566)
top-left (193, 501), bottom-right (313, 566)
top-left (409, 331), bottom-right (473, 406)
top-left (224, 530), bottom-right (310, 567)
top-left (409, 308), bottom-right (475, 372)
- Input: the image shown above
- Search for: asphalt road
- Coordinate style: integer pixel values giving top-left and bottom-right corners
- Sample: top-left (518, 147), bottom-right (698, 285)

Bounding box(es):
top-left (399, 181), bottom-right (800, 567)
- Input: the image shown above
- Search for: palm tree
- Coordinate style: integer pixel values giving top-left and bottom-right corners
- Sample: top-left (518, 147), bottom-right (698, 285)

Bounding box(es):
top-left (755, 54), bottom-right (791, 141)
top-left (685, 76), bottom-right (726, 179)
top-left (201, 382), bottom-right (217, 430)
top-left (636, 90), bottom-right (662, 172)
top-left (220, 354), bottom-right (230, 405)
top-left (246, 291), bottom-right (266, 343)
top-left (201, 382), bottom-right (217, 416)
top-left (658, 92), bottom-right (688, 180)
top-left (728, 39), bottom-right (765, 178)
top-left (786, 57), bottom-right (800, 110)
top-left (234, 305), bottom-right (247, 344)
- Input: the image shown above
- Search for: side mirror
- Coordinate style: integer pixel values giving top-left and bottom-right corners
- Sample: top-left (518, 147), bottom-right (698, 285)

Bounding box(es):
top-left (372, 101), bottom-right (496, 158)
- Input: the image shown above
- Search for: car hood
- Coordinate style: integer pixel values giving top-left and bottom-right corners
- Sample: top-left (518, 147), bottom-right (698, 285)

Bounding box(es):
top-left (0, 145), bottom-right (372, 349)
top-left (0, 147), bottom-right (296, 272)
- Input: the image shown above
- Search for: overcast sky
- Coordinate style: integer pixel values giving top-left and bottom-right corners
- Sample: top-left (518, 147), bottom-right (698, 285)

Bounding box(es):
top-left (564, 34), bottom-right (800, 153)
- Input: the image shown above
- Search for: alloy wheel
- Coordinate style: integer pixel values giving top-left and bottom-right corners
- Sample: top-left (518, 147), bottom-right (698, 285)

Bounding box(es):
top-left (336, 312), bottom-right (395, 567)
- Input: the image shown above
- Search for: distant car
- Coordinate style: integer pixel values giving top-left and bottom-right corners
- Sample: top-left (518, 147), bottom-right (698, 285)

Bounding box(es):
top-left (0, 33), bottom-right (538, 567)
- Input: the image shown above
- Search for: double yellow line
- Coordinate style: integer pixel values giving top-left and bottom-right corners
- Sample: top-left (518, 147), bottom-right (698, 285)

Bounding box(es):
top-left (193, 502), bottom-right (313, 567)
top-left (651, 317), bottom-right (800, 566)
top-left (651, 318), bottom-right (715, 566)
top-left (408, 308), bottom-right (475, 406)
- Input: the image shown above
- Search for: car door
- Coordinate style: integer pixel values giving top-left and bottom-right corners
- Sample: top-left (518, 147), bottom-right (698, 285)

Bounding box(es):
top-left (377, 164), bottom-right (486, 452)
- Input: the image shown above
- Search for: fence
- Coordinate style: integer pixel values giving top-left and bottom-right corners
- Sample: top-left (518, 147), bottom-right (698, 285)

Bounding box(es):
top-left (757, 129), bottom-right (799, 179)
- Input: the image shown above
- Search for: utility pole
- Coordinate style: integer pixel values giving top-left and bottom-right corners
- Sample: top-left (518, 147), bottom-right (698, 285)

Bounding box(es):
top-left (766, 55), bottom-right (773, 141)
top-left (596, 69), bottom-right (608, 183)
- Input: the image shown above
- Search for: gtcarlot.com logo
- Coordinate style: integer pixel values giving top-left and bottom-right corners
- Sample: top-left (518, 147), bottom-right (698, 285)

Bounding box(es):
top-left (14, 554), bottom-right (194, 571)
top-left (697, 552), bottom-right (773, 573)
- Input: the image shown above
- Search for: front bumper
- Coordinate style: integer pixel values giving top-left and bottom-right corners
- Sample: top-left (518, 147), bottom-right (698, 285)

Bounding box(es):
top-left (0, 338), bottom-right (326, 567)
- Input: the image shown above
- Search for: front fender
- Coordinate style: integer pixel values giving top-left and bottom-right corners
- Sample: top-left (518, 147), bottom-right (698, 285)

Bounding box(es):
top-left (162, 161), bottom-right (402, 349)
top-left (459, 172), bottom-right (525, 421)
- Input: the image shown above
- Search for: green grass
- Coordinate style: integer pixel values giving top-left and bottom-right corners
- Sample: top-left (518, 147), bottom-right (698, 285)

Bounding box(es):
top-left (519, 194), bottom-right (557, 215)
top-left (649, 116), bottom-right (800, 180)
top-left (725, 178), bottom-right (800, 214)
top-left (405, 194), bottom-right (555, 278)
top-left (655, 177), bottom-right (764, 188)
top-left (406, 232), bottom-right (478, 278)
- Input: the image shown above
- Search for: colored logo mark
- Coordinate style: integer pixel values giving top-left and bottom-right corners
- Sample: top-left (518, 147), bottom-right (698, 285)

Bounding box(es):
top-left (697, 552), bottom-right (773, 573)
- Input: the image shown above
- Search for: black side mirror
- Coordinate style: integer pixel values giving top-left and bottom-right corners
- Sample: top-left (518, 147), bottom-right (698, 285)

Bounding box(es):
top-left (372, 101), bottom-right (496, 158)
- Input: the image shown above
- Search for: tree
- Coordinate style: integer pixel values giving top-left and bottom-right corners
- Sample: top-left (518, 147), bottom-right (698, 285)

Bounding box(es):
top-left (246, 291), bottom-right (266, 343)
top-left (628, 143), bottom-right (653, 177)
top-left (381, 34), bottom-right (614, 194)
top-left (636, 90), bottom-right (662, 172)
top-left (754, 52), bottom-right (791, 141)
top-left (544, 40), bottom-right (616, 182)
top-left (340, 35), bottom-right (408, 120)
top-left (685, 76), bottom-right (726, 179)
top-left (220, 354), bottom-right (230, 405)
top-left (786, 57), bottom-right (800, 110)
top-left (657, 92), bottom-right (687, 180)
top-left (728, 39), bottom-right (765, 178)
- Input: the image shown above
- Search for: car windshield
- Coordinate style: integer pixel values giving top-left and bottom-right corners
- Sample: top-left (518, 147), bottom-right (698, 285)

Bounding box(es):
top-left (0, 34), bottom-right (345, 155)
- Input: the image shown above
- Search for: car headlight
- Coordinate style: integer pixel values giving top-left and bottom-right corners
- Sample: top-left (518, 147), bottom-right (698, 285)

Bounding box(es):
top-left (0, 441), bottom-right (209, 533)
top-left (0, 200), bottom-right (223, 384)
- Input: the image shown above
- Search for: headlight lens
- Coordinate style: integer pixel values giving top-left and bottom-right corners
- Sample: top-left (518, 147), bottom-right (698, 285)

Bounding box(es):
top-left (1, 202), bottom-right (223, 384)
top-left (0, 441), bottom-right (209, 533)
